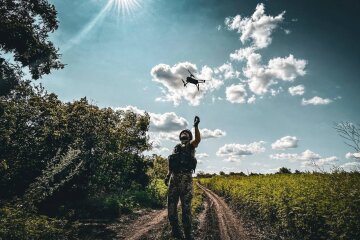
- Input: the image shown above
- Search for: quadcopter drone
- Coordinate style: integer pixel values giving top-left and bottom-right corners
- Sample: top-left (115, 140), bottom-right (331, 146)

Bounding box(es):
top-left (182, 69), bottom-right (206, 91)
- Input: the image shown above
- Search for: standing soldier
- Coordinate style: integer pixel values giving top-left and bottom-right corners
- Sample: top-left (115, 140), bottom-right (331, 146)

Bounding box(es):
top-left (165, 116), bottom-right (201, 240)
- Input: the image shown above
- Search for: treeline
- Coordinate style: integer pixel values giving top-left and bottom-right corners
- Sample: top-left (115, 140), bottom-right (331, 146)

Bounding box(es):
top-left (0, 82), bottom-right (167, 239)
top-left (196, 167), bottom-right (302, 178)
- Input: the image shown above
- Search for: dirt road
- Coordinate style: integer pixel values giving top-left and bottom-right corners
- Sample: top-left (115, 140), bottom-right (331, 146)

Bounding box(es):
top-left (107, 183), bottom-right (249, 240)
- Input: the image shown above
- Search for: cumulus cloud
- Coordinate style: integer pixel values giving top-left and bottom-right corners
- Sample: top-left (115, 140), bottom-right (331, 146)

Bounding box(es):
top-left (270, 87), bottom-right (283, 97)
top-left (271, 136), bottom-right (299, 150)
top-left (315, 156), bottom-right (338, 166)
top-left (270, 149), bottom-right (320, 161)
top-left (345, 152), bottom-right (360, 160)
top-left (230, 46), bottom-right (307, 95)
top-left (217, 141), bottom-right (266, 161)
top-left (302, 96), bottom-right (332, 105)
top-left (150, 112), bottom-right (188, 132)
top-left (116, 106), bottom-right (188, 132)
top-left (289, 84), bottom-right (305, 96)
top-left (197, 153), bottom-right (209, 159)
top-left (215, 63), bottom-right (240, 80)
top-left (270, 149), bottom-right (338, 167)
top-left (247, 95), bottom-right (256, 104)
top-left (115, 105), bottom-right (145, 115)
top-left (158, 131), bottom-right (179, 142)
top-left (159, 128), bottom-right (226, 142)
top-left (226, 84), bottom-right (247, 103)
top-left (226, 4), bottom-right (307, 96)
top-left (197, 153), bottom-right (209, 163)
top-left (340, 162), bottom-right (360, 171)
top-left (225, 3), bottom-right (285, 49)
top-left (151, 62), bottom-right (223, 106)
top-left (200, 128), bottom-right (226, 139)
top-left (243, 53), bottom-right (307, 95)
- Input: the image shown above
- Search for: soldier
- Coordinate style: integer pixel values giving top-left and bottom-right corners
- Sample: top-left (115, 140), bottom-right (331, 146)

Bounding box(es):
top-left (165, 116), bottom-right (201, 240)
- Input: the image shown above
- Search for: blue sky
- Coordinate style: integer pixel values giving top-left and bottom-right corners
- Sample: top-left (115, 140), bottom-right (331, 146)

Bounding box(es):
top-left (40, 0), bottom-right (360, 173)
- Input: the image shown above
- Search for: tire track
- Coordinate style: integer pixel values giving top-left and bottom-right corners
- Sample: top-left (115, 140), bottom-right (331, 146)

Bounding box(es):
top-left (116, 209), bottom-right (167, 240)
top-left (197, 182), bottom-right (248, 240)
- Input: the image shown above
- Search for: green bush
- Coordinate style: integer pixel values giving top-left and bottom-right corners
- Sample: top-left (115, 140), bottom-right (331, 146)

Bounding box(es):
top-left (0, 206), bottom-right (76, 240)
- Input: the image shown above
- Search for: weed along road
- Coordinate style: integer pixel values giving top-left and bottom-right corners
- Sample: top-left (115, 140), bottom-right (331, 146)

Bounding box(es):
top-left (114, 182), bottom-right (249, 240)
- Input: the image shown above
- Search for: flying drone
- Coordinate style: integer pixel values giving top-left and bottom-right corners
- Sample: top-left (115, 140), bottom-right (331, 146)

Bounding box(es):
top-left (182, 69), bottom-right (207, 91)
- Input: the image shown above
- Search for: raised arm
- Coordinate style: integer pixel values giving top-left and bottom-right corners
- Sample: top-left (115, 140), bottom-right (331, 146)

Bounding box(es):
top-left (191, 116), bottom-right (201, 148)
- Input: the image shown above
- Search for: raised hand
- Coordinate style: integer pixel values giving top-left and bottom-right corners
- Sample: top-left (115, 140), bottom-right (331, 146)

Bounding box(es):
top-left (194, 116), bottom-right (200, 127)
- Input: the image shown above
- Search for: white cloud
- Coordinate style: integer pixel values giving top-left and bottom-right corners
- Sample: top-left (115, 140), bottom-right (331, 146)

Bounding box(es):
top-left (151, 62), bottom-right (223, 106)
top-left (226, 84), bottom-right (247, 103)
top-left (116, 106), bottom-right (188, 132)
top-left (197, 153), bottom-right (209, 164)
top-left (271, 136), bottom-right (299, 150)
top-left (345, 152), bottom-right (360, 160)
top-left (267, 55), bottom-right (306, 81)
top-left (340, 162), bottom-right (360, 171)
top-left (199, 128), bottom-right (226, 139)
top-left (316, 156), bottom-right (338, 166)
top-left (247, 95), bottom-right (256, 104)
top-left (215, 63), bottom-right (240, 80)
top-left (270, 149), bottom-right (320, 161)
top-left (270, 149), bottom-right (338, 167)
top-left (231, 48), bottom-right (307, 95)
top-left (197, 153), bottom-right (209, 159)
top-left (302, 96), bottom-right (332, 105)
top-left (270, 87), bottom-right (283, 97)
top-left (217, 141), bottom-right (266, 161)
top-left (226, 4), bottom-right (307, 96)
top-left (225, 3), bottom-right (285, 49)
top-left (158, 131), bottom-right (179, 142)
top-left (159, 128), bottom-right (226, 142)
top-left (150, 112), bottom-right (188, 132)
top-left (115, 105), bottom-right (145, 115)
top-left (289, 85), bottom-right (305, 96)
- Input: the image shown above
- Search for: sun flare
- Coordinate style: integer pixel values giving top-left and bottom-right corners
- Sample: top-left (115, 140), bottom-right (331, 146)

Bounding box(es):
top-left (110, 0), bottom-right (141, 15)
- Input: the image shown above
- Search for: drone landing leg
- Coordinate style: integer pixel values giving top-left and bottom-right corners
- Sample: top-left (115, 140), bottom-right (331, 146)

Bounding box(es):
top-left (182, 79), bottom-right (187, 87)
top-left (197, 84), bottom-right (199, 91)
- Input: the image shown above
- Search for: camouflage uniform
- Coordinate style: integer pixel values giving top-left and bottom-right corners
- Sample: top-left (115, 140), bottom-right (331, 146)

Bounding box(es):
top-left (168, 172), bottom-right (193, 238)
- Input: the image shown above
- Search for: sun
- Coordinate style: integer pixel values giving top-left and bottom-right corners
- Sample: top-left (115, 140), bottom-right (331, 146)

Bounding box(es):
top-left (110, 0), bottom-right (141, 15)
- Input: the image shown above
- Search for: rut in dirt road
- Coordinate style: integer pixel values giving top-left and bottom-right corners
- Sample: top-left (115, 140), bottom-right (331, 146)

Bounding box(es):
top-left (197, 182), bottom-right (248, 240)
top-left (116, 209), bottom-right (167, 240)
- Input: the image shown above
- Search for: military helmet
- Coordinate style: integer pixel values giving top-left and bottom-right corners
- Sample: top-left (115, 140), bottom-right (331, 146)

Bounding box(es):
top-left (179, 129), bottom-right (193, 142)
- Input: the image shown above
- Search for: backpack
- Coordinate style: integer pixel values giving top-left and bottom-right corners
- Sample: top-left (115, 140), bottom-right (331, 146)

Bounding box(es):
top-left (168, 143), bottom-right (197, 173)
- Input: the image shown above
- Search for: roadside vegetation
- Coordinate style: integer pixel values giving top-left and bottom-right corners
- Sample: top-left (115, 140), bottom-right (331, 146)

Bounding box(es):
top-left (200, 172), bottom-right (360, 240)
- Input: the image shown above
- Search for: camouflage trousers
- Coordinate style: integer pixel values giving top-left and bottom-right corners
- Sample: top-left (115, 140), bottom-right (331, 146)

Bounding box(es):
top-left (167, 172), bottom-right (193, 236)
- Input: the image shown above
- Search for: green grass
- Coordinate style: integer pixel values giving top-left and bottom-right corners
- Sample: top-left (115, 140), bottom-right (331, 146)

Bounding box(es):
top-left (200, 172), bottom-right (360, 240)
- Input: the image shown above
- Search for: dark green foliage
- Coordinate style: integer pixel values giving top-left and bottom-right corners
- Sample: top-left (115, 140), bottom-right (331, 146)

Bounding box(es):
top-left (0, 0), bottom-right (64, 95)
top-left (0, 82), bottom-right (151, 207)
top-left (277, 167), bottom-right (292, 174)
top-left (0, 205), bottom-right (76, 240)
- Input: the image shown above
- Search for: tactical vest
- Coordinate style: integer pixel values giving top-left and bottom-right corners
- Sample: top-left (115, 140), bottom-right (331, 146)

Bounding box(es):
top-left (168, 143), bottom-right (197, 173)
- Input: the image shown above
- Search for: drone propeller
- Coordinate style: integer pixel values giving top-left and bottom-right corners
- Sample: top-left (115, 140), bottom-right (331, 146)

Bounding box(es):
top-left (187, 69), bottom-right (195, 77)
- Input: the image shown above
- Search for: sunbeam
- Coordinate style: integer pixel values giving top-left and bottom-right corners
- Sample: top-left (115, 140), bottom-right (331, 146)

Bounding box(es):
top-left (63, 0), bottom-right (142, 52)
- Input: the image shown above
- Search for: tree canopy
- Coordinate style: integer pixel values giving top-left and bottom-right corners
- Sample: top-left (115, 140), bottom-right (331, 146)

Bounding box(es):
top-left (0, 0), bottom-right (64, 96)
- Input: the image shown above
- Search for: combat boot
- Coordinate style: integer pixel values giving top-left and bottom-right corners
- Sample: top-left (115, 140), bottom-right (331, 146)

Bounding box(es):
top-left (171, 226), bottom-right (184, 239)
top-left (184, 229), bottom-right (194, 240)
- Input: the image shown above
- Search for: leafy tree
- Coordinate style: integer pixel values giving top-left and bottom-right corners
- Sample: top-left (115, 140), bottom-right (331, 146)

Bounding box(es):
top-left (277, 167), bottom-right (291, 174)
top-left (0, 0), bottom-right (64, 96)
top-left (0, 82), bottom-right (151, 206)
top-left (147, 154), bottom-right (168, 180)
